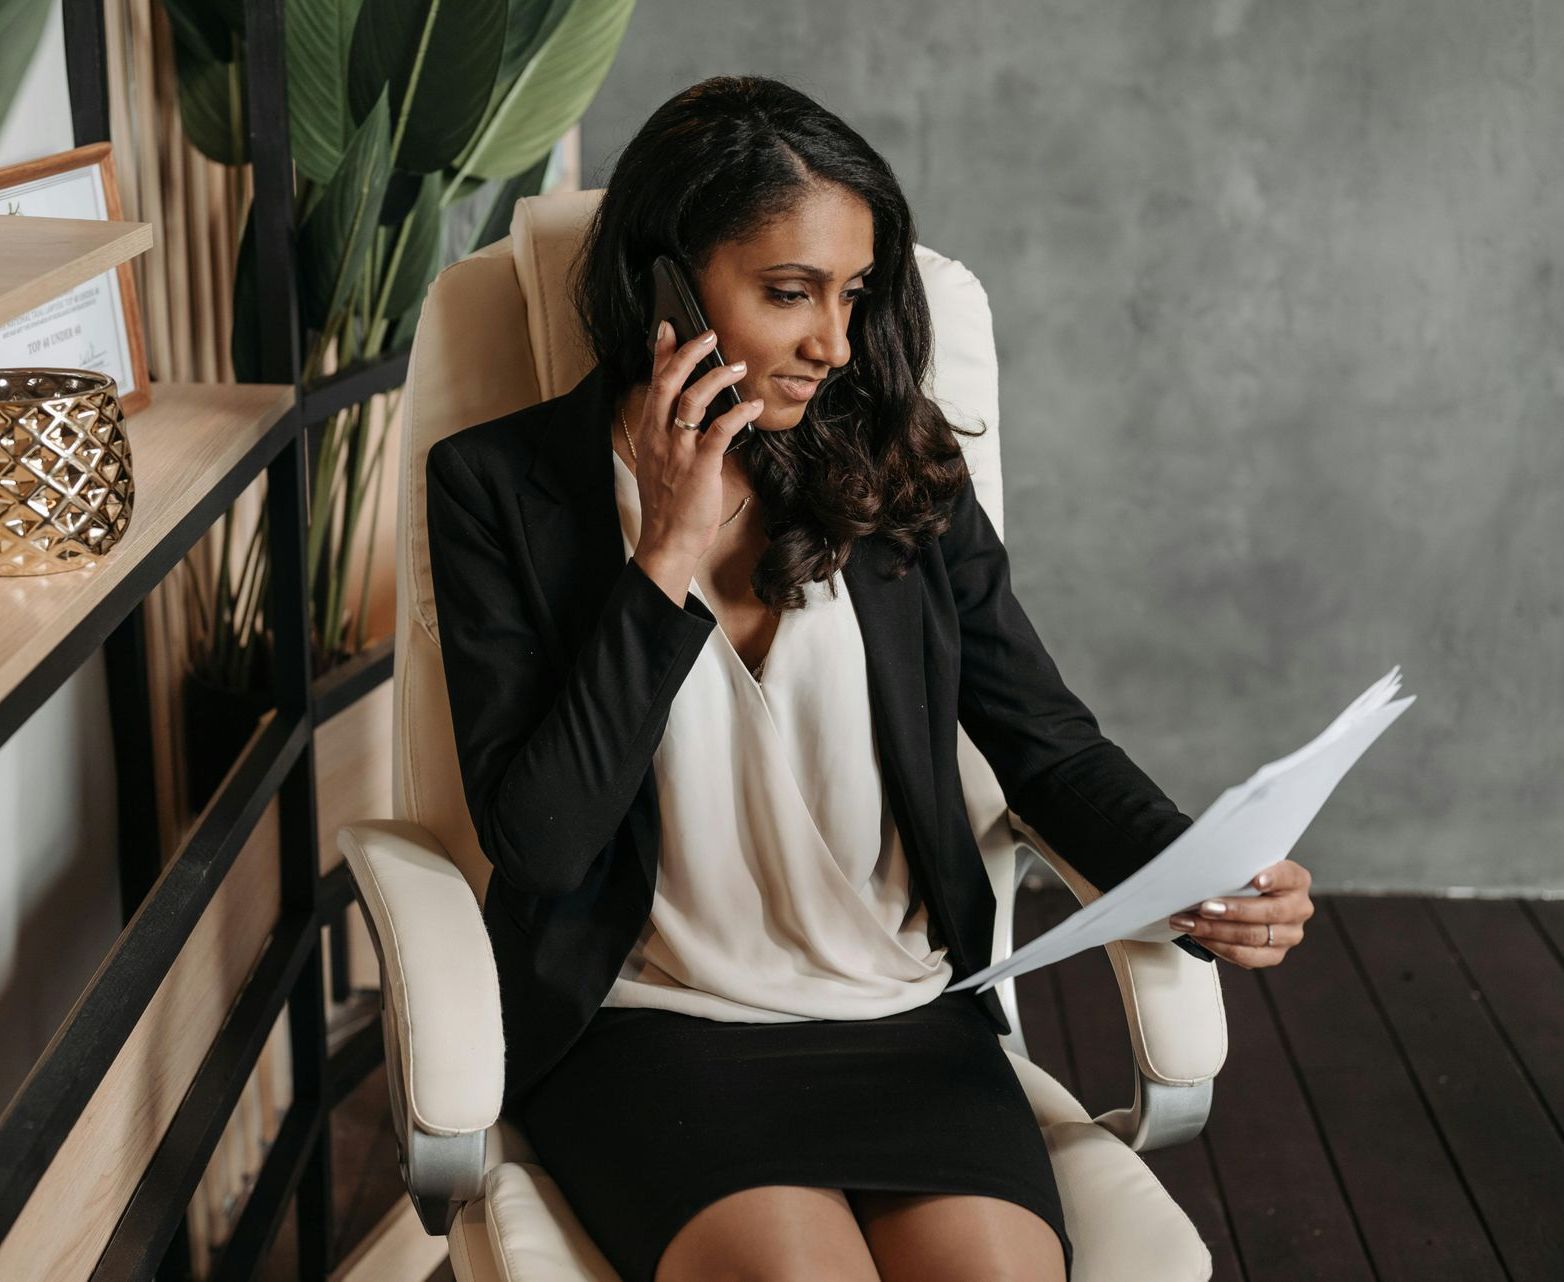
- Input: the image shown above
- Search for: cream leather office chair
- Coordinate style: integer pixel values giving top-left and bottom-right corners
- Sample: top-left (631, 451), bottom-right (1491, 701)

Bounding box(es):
top-left (337, 187), bottom-right (1226, 1281)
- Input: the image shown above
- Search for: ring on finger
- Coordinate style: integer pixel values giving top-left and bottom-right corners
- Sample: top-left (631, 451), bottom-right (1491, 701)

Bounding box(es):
top-left (673, 414), bottom-right (700, 430)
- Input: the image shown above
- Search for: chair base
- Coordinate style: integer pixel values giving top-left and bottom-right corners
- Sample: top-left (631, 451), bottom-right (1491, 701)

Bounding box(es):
top-left (1096, 1076), bottom-right (1216, 1152)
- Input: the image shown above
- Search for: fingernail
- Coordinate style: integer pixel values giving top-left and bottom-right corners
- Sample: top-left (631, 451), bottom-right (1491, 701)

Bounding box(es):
top-left (730, 361), bottom-right (746, 372)
top-left (1256, 872), bottom-right (1273, 888)
top-left (1200, 900), bottom-right (1228, 916)
top-left (658, 320), bottom-right (670, 341)
top-left (700, 330), bottom-right (716, 343)
top-left (1170, 916), bottom-right (1196, 930)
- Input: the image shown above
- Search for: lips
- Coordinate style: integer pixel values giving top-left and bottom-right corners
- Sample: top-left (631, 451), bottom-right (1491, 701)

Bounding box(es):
top-left (774, 375), bottom-right (820, 400)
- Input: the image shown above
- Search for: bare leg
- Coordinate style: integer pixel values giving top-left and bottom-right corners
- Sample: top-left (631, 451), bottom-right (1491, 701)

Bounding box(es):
top-left (848, 1190), bottom-right (1067, 1282)
top-left (654, 1184), bottom-right (882, 1282)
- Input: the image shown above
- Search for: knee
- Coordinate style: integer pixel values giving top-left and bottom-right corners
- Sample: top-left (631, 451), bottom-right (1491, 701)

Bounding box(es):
top-left (662, 1255), bottom-right (856, 1282)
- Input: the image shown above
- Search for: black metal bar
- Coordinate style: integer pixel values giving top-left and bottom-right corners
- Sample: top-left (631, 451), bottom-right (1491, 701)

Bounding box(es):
top-left (322, 854), bottom-right (360, 1003)
top-left (299, 351), bottom-right (411, 427)
top-left (269, 416), bottom-right (335, 1273)
top-left (244, 0), bottom-right (337, 1265)
top-left (88, 906), bottom-right (321, 1280)
top-left (61, 0), bottom-right (110, 145)
top-left (318, 860), bottom-right (358, 918)
top-left (206, 1098), bottom-right (323, 1282)
top-left (319, 863), bottom-right (364, 1005)
top-left (0, 402), bottom-right (300, 744)
top-left (327, 1010), bottom-right (386, 1110)
top-left (244, 0), bottom-right (302, 394)
top-left (313, 635), bottom-right (394, 724)
top-left (329, 907), bottom-right (352, 1003)
top-left (106, 607), bottom-right (166, 920)
top-left (285, 943), bottom-right (333, 1280)
top-left (155, 1220), bottom-right (196, 1282)
top-left (0, 710), bottom-right (308, 1241)
top-left (267, 403), bottom-right (336, 1282)
top-left (103, 603), bottom-right (199, 1282)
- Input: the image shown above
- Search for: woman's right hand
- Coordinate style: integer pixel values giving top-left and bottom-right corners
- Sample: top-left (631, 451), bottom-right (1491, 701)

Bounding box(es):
top-left (632, 320), bottom-right (765, 562)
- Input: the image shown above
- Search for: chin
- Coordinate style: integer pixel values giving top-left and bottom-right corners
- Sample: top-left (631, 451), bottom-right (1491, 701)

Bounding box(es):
top-left (758, 403), bottom-right (807, 430)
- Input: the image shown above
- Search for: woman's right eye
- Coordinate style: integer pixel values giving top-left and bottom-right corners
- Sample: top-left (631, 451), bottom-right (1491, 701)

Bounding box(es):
top-left (766, 288), bottom-right (808, 304)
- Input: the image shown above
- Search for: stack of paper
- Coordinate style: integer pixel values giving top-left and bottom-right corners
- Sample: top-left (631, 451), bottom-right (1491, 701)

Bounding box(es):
top-left (948, 665), bottom-right (1416, 994)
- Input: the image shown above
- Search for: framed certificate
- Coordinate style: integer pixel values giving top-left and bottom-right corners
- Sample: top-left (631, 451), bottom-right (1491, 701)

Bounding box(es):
top-left (0, 142), bottom-right (151, 414)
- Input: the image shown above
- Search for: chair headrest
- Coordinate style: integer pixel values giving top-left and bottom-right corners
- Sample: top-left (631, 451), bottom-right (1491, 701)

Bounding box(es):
top-left (502, 188), bottom-right (1005, 531)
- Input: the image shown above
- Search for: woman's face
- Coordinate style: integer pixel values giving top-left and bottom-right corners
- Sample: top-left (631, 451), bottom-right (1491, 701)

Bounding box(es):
top-left (693, 183), bottom-right (875, 433)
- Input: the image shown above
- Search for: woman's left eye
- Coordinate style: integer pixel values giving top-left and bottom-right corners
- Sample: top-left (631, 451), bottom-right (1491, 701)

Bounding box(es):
top-left (766, 287), bottom-right (872, 306)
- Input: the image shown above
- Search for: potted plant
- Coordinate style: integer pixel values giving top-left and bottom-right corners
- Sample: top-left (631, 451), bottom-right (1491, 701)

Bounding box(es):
top-left (165, 0), bottom-right (636, 810)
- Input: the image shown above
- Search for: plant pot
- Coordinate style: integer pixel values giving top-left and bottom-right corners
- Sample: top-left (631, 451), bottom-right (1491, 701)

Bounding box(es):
top-left (182, 663), bottom-right (274, 815)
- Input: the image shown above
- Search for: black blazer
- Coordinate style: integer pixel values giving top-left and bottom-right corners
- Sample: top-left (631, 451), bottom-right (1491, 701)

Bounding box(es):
top-left (424, 361), bottom-right (1213, 1112)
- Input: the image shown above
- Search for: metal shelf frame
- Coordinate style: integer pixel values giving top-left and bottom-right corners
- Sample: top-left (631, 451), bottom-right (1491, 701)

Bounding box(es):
top-left (0, 3), bottom-right (413, 1277)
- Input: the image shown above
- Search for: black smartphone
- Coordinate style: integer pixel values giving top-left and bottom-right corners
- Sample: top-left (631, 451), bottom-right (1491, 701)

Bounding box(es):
top-left (646, 254), bottom-right (754, 455)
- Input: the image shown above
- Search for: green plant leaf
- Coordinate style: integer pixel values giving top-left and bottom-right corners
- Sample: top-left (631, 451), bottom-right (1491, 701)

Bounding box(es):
top-left (381, 171), bottom-right (441, 319)
top-left (444, 0), bottom-right (571, 189)
top-left (170, 26), bottom-right (250, 164)
top-left (461, 148), bottom-right (551, 256)
top-left (346, 0), bottom-right (507, 174)
top-left (285, 0), bottom-right (364, 184)
top-left (440, 171), bottom-right (490, 205)
top-left (388, 297), bottom-right (422, 351)
top-left (0, 0), bottom-right (51, 131)
top-left (298, 88), bottom-right (392, 331)
top-left (210, 0), bottom-right (246, 34)
top-left (452, 0), bottom-right (633, 184)
top-left (160, 0), bottom-right (236, 63)
top-left (377, 169), bottom-right (423, 226)
top-left (230, 205), bottom-right (260, 382)
top-left (495, 0), bottom-right (566, 87)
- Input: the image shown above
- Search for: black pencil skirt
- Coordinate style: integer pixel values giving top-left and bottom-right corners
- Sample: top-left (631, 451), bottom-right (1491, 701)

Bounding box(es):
top-left (511, 986), bottom-right (1073, 1282)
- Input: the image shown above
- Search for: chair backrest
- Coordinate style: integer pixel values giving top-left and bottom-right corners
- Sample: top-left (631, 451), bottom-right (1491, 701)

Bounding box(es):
top-left (395, 187), bottom-right (1010, 913)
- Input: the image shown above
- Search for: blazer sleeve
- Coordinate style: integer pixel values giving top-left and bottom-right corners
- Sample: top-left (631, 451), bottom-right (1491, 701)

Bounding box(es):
top-left (940, 476), bottom-right (1216, 964)
top-left (424, 436), bottom-right (717, 897)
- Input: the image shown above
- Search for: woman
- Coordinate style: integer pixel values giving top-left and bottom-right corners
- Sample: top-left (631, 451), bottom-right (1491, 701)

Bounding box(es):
top-left (425, 74), bottom-right (1315, 1282)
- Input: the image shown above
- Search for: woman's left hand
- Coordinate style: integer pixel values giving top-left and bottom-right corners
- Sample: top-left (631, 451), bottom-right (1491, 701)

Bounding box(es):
top-left (1169, 859), bottom-right (1314, 969)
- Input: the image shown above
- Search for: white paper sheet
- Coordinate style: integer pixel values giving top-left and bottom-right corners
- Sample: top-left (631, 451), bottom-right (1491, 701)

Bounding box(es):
top-left (948, 665), bottom-right (1416, 993)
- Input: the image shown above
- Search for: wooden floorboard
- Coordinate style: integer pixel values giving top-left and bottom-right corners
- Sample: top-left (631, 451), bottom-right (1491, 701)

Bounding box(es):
top-left (1524, 899), bottom-right (1564, 960)
top-left (1013, 890), bottom-right (1080, 1098)
top-left (1265, 900), bottom-right (1504, 1279)
top-left (1431, 898), bottom-right (1564, 1139)
top-left (1335, 896), bottom-right (1564, 1279)
top-left (1203, 958), bottom-right (1375, 1280)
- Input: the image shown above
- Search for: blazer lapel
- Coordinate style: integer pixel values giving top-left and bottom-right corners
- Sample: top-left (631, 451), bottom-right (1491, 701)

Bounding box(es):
top-left (512, 363), bottom-right (943, 938)
top-left (513, 364), bottom-right (624, 677)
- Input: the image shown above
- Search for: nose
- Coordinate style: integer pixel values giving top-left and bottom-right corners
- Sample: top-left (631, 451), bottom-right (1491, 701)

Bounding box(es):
top-left (801, 298), bottom-right (854, 371)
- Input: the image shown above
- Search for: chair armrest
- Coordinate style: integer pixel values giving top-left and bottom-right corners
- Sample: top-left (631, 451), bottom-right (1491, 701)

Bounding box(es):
top-left (1009, 811), bottom-right (1228, 1151)
top-left (337, 819), bottom-right (504, 1232)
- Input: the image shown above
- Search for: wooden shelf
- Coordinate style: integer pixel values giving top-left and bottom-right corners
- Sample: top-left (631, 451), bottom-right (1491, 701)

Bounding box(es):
top-left (0, 215), bottom-right (154, 328)
top-left (0, 382), bottom-right (294, 716)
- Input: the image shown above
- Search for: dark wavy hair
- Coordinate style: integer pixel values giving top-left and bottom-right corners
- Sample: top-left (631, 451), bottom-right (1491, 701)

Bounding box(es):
top-left (568, 74), bottom-right (988, 609)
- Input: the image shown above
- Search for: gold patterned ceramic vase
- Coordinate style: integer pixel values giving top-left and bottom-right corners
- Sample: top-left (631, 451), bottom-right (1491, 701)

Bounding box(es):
top-left (0, 369), bottom-right (134, 576)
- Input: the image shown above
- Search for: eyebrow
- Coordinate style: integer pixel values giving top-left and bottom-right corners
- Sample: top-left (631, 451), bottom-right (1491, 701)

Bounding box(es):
top-left (758, 261), bottom-right (875, 283)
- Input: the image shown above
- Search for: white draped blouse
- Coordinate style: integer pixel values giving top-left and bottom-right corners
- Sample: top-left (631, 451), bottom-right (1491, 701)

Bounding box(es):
top-left (600, 448), bottom-right (954, 1021)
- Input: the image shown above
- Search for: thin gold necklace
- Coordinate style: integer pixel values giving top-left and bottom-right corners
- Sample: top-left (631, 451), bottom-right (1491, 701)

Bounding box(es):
top-left (619, 404), bottom-right (751, 528)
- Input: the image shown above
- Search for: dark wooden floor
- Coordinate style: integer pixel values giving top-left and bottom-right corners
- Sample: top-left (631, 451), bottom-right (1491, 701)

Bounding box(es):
top-left (1016, 888), bottom-right (1564, 1282)
top-left (276, 889), bottom-right (1564, 1281)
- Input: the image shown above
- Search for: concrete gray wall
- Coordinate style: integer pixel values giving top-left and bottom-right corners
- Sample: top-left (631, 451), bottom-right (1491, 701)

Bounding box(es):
top-left (580, 0), bottom-right (1563, 895)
